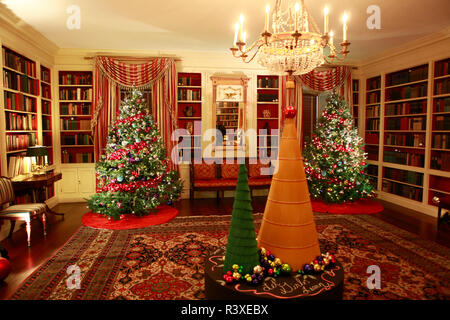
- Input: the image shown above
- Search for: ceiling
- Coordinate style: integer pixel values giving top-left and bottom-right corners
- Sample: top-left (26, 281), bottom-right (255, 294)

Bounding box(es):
top-left (1, 0), bottom-right (449, 63)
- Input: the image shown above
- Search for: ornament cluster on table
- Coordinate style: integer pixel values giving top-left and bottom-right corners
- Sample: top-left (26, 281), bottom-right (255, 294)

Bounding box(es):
top-left (223, 248), bottom-right (336, 285)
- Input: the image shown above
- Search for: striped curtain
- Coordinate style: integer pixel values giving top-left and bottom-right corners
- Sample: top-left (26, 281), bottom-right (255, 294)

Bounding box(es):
top-left (92, 56), bottom-right (177, 170)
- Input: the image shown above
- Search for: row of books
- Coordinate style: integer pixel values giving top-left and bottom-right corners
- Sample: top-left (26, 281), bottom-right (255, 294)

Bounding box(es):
top-left (217, 121), bottom-right (238, 127)
top-left (6, 113), bottom-right (37, 131)
top-left (62, 152), bottom-right (94, 163)
top-left (178, 76), bottom-right (200, 86)
top-left (3, 70), bottom-right (40, 95)
top-left (41, 68), bottom-right (51, 83)
top-left (258, 93), bottom-right (279, 102)
top-left (432, 134), bottom-right (450, 149)
top-left (178, 89), bottom-right (201, 101)
top-left (365, 132), bottom-right (379, 144)
top-left (435, 59), bottom-right (450, 78)
top-left (385, 100), bottom-right (426, 116)
top-left (59, 73), bottom-right (92, 85)
top-left (384, 150), bottom-right (424, 167)
top-left (43, 133), bottom-right (52, 146)
top-left (367, 77), bottom-right (381, 91)
top-left (434, 115), bottom-right (450, 130)
top-left (257, 77), bottom-right (279, 89)
top-left (61, 119), bottom-right (91, 130)
top-left (382, 180), bottom-right (422, 201)
top-left (59, 88), bottom-right (92, 101)
top-left (434, 78), bottom-right (450, 95)
top-left (434, 97), bottom-right (450, 113)
top-left (366, 119), bottom-right (380, 131)
top-left (4, 91), bottom-right (36, 112)
top-left (365, 146), bottom-right (379, 161)
top-left (385, 133), bottom-right (425, 147)
top-left (386, 65), bottom-right (428, 87)
top-left (384, 167), bottom-right (423, 186)
top-left (42, 100), bottom-right (51, 114)
top-left (42, 117), bottom-right (51, 131)
top-left (353, 93), bottom-right (359, 105)
top-left (2, 47), bottom-right (36, 78)
top-left (352, 80), bottom-right (359, 92)
top-left (430, 152), bottom-right (450, 171)
top-left (386, 83), bottom-right (427, 101)
top-left (366, 164), bottom-right (378, 176)
top-left (7, 155), bottom-right (32, 177)
top-left (41, 84), bottom-right (51, 99)
top-left (366, 92), bottom-right (380, 104)
top-left (6, 132), bottom-right (36, 151)
top-left (366, 105), bottom-right (380, 117)
top-left (60, 103), bottom-right (91, 115)
top-left (385, 117), bottom-right (426, 131)
top-left (61, 134), bottom-right (94, 145)
top-left (217, 115), bottom-right (238, 120)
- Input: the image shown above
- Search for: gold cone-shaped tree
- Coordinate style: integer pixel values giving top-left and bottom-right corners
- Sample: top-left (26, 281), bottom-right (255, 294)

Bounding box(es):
top-left (257, 107), bottom-right (321, 271)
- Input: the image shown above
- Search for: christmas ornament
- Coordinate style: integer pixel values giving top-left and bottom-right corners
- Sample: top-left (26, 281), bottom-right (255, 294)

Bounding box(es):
top-left (0, 257), bottom-right (11, 281)
top-left (284, 105), bottom-right (296, 118)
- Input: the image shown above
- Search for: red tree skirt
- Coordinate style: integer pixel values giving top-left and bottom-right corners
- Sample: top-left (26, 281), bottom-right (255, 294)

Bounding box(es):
top-left (81, 205), bottom-right (178, 230)
top-left (311, 199), bottom-right (383, 215)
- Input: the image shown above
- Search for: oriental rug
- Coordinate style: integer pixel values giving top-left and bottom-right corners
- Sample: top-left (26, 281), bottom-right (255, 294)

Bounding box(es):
top-left (9, 213), bottom-right (450, 300)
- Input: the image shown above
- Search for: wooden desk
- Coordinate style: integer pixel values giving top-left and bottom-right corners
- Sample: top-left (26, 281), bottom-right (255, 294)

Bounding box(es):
top-left (12, 172), bottom-right (64, 218)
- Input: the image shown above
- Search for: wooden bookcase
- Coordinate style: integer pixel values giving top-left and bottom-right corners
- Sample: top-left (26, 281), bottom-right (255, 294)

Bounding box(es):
top-left (58, 71), bottom-right (94, 164)
top-left (40, 65), bottom-right (53, 165)
top-left (364, 76), bottom-right (381, 162)
top-left (256, 75), bottom-right (280, 158)
top-left (176, 72), bottom-right (202, 162)
top-left (352, 79), bottom-right (359, 128)
top-left (381, 64), bottom-right (428, 202)
top-left (2, 46), bottom-right (39, 177)
top-left (428, 58), bottom-right (450, 205)
top-left (430, 58), bottom-right (450, 172)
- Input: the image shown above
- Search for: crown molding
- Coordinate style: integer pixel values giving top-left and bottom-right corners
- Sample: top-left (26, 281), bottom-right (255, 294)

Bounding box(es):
top-left (357, 26), bottom-right (450, 69)
top-left (0, 3), bottom-right (59, 64)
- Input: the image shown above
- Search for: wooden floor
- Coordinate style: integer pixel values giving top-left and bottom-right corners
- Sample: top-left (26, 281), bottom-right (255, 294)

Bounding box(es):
top-left (0, 197), bottom-right (448, 300)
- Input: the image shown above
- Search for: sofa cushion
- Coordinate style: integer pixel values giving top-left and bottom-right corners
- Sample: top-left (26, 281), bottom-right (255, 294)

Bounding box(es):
top-left (249, 162), bottom-right (271, 178)
top-left (248, 177), bottom-right (272, 186)
top-left (194, 163), bottom-right (216, 180)
top-left (194, 179), bottom-right (237, 188)
top-left (221, 163), bottom-right (240, 179)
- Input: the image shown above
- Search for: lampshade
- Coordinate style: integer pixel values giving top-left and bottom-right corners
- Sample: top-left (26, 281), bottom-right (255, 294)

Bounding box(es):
top-left (26, 145), bottom-right (48, 157)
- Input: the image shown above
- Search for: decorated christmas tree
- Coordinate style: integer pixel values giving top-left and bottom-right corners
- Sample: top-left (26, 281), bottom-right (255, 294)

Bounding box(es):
top-left (303, 92), bottom-right (375, 204)
top-left (223, 163), bottom-right (260, 275)
top-left (87, 89), bottom-right (182, 220)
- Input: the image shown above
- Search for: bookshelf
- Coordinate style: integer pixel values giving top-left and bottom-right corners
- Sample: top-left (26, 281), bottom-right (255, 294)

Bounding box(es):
top-left (40, 65), bottom-right (53, 165)
top-left (176, 72), bottom-right (202, 161)
top-left (2, 46), bottom-right (38, 177)
top-left (257, 75), bottom-right (280, 158)
top-left (352, 79), bottom-right (359, 128)
top-left (430, 58), bottom-right (450, 172)
top-left (58, 71), bottom-right (94, 163)
top-left (382, 166), bottom-right (423, 202)
top-left (364, 76), bottom-right (381, 162)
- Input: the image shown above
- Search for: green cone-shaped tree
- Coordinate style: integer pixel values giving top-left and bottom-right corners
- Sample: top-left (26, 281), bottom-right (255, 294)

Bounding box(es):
top-left (223, 163), bottom-right (260, 275)
top-left (87, 89), bottom-right (182, 220)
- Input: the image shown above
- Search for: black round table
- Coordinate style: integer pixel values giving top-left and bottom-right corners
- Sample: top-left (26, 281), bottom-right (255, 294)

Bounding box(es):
top-left (205, 247), bottom-right (344, 300)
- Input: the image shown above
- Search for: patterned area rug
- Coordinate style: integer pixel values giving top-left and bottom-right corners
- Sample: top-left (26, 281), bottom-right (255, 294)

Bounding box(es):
top-left (9, 213), bottom-right (450, 300)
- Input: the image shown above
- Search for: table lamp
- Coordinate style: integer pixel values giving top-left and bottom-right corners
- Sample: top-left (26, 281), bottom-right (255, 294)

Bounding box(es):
top-left (26, 145), bottom-right (48, 176)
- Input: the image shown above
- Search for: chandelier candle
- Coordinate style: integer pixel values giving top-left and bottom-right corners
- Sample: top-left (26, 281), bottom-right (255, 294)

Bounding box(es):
top-left (230, 0), bottom-right (350, 75)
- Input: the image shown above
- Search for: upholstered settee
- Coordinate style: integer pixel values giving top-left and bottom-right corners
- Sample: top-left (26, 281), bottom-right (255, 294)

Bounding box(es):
top-left (190, 158), bottom-right (273, 199)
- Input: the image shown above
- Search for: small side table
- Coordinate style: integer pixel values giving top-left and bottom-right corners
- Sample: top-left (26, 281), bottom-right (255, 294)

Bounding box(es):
top-left (11, 172), bottom-right (64, 218)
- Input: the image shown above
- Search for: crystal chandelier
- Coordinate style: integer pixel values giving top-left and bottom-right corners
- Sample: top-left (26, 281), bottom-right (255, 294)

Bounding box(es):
top-left (230, 0), bottom-right (350, 76)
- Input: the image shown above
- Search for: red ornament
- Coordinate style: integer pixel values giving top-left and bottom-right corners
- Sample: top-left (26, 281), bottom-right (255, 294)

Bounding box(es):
top-left (284, 106), bottom-right (297, 118)
top-left (0, 257), bottom-right (11, 281)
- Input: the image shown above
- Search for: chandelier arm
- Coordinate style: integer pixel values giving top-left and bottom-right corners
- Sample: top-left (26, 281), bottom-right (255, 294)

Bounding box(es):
top-left (243, 44), bottom-right (263, 63)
